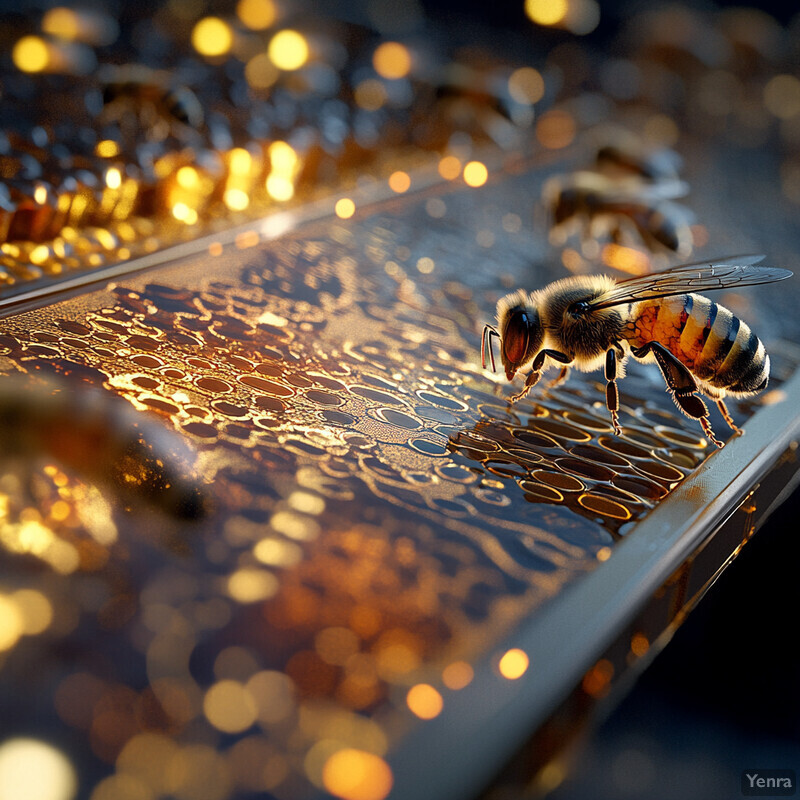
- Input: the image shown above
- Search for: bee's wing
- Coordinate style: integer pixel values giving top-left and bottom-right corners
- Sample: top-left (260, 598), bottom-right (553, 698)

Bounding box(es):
top-left (588, 257), bottom-right (792, 310)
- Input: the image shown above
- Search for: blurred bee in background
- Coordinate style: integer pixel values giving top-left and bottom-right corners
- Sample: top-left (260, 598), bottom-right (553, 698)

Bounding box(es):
top-left (95, 64), bottom-right (204, 143)
top-left (543, 170), bottom-right (694, 258)
top-left (594, 141), bottom-right (683, 182)
top-left (481, 257), bottom-right (792, 447)
top-left (589, 125), bottom-right (684, 182)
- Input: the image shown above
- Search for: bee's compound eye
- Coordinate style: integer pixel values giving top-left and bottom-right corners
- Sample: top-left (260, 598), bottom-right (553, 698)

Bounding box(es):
top-left (502, 310), bottom-right (531, 365)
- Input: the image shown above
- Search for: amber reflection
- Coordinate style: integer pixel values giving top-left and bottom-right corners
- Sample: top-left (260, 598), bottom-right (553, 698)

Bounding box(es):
top-left (449, 382), bottom-right (706, 536)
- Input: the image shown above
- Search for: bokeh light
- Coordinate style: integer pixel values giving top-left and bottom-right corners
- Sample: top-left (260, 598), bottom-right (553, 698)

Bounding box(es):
top-left (0, 739), bottom-right (77, 800)
top-left (42, 8), bottom-right (80, 40)
top-left (203, 680), bottom-right (258, 733)
top-left (268, 30), bottom-right (309, 70)
top-left (322, 749), bottom-right (393, 800)
top-left (388, 171), bottom-right (411, 193)
top-left (406, 683), bottom-right (444, 719)
top-left (237, 0), bottom-right (277, 30)
top-left (372, 42), bottom-right (412, 80)
top-left (498, 648), bottom-right (529, 679)
top-left (12, 37), bottom-right (50, 73)
top-left (525, 0), bottom-right (568, 26)
top-left (191, 17), bottom-right (234, 58)
top-left (438, 156), bottom-right (462, 180)
top-left (463, 161), bottom-right (488, 187)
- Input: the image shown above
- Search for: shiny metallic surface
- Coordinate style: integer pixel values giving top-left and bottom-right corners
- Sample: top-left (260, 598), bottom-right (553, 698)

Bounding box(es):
top-left (0, 2), bottom-right (799, 800)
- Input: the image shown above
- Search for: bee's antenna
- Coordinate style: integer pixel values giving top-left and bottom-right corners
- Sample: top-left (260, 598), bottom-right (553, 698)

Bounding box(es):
top-left (481, 325), bottom-right (499, 372)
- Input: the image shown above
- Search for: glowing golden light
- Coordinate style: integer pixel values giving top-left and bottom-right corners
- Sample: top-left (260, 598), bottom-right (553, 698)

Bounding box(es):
top-left (33, 185), bottom-right (48, 205)
top-left (463, 161), bottom-right (488, 187)
top-left (42, 8), bottom-right (81, 40)
top-left (265, 140), bottom-right (300, 202)
top-left (508, 67), bottom-right (545, 105)
top-left (322, 749), bottom-right (393, 800)
top-left (601, 243), bottom-right (650, 276)
top-left (269, 141), bottom-right (298, 172)
top-left (105, 167), bottom-right (122, 190)
top-left (0, 594), bottom-right (24, 652)
top-left (256, 310), bottom-right (288, 327)
top-left (266, 174), bottom-right (295, 201)
top-left (536, 109), bottom-right (576, 149)
top-left (268, 29), bottom-right (309, 71)
top-left (269, 509), bottom-right (319, 540)
top-left (335, 198), bottom-right (356, 219)
top-left (191, 17), bottom-right (234, 58)
top-left (12, 36), bottom-right (50, 73)
top-left (438, 155), bottom-right (462, 180)
top-left (171, 202), bottom-right (198, 225)
top-left (227, 567), bottom-right (279, 603)
top-left (442, 660), bottom-right (474, 690)
top-left (406, 683), bottom-right (443, 719)
top-left (95, 228), bottom-right (117, 250)
top-left (596, 546), bottom-right (612, 562)
top-left (203, 680), bottom-right (258, 733)
top-left (764, 74), bottom-right (800, 120)
top-left (12, 587), bottom-right (55, 634)
top-left (253, 536), bottom-right (302, 567)
top-left (388, 171), bottom-right (411, 193)
top-left (372, 42), bottom-right (412, 79)
top-left (498, 648), bottom-right (529, 679)
top-left (95, 139), bottom-right (120, 158)
top-left (228, 147), bottom-right (253, 175)
top-left (287, 490), bottom-right (325, 515)
top-left (525, 0), bottom-right (568, 25)
top-left (373, 628), bottom-right (421, 677)
top-left (176, 166), bottom-right (200, 189)
top-left (237, 0), bottom-right (277, 30)
top-left (0, 738), bottom-right (77, 800)
top-left (1, 519), bottom-right (80, 575)
top-left (224, 187), bottom-right (250, 211)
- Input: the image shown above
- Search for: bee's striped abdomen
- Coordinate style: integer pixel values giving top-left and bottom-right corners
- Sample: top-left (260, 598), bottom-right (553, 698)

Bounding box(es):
top-left (628, 293), bottom-right (768, 395)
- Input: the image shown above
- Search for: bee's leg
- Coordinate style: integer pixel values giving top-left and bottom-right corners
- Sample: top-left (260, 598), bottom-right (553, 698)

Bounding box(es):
top-left (604, 348), bottom-right (622, 434)
top-left (509, 349), bottom-right (572, 404)
top-left (632, 342), bottom-right (724, 448)
top-left (509, 369), bottom-right (541, 403)
top-left (547, 365), bottom-right (570, 388)
top-left (715, 398), bottom-right (743, 435)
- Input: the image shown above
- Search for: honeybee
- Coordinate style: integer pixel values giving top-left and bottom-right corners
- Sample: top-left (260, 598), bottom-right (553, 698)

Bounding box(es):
top-left (481, 257), bottom-right (792, 447)
top-left (543, 170), bottom-right (693, 256)
top-left (97, 64), bottom-right (204, 139)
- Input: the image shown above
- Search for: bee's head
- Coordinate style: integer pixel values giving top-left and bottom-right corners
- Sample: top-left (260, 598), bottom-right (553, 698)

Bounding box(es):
top-left (487, 291), bottom-right (543, 381)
